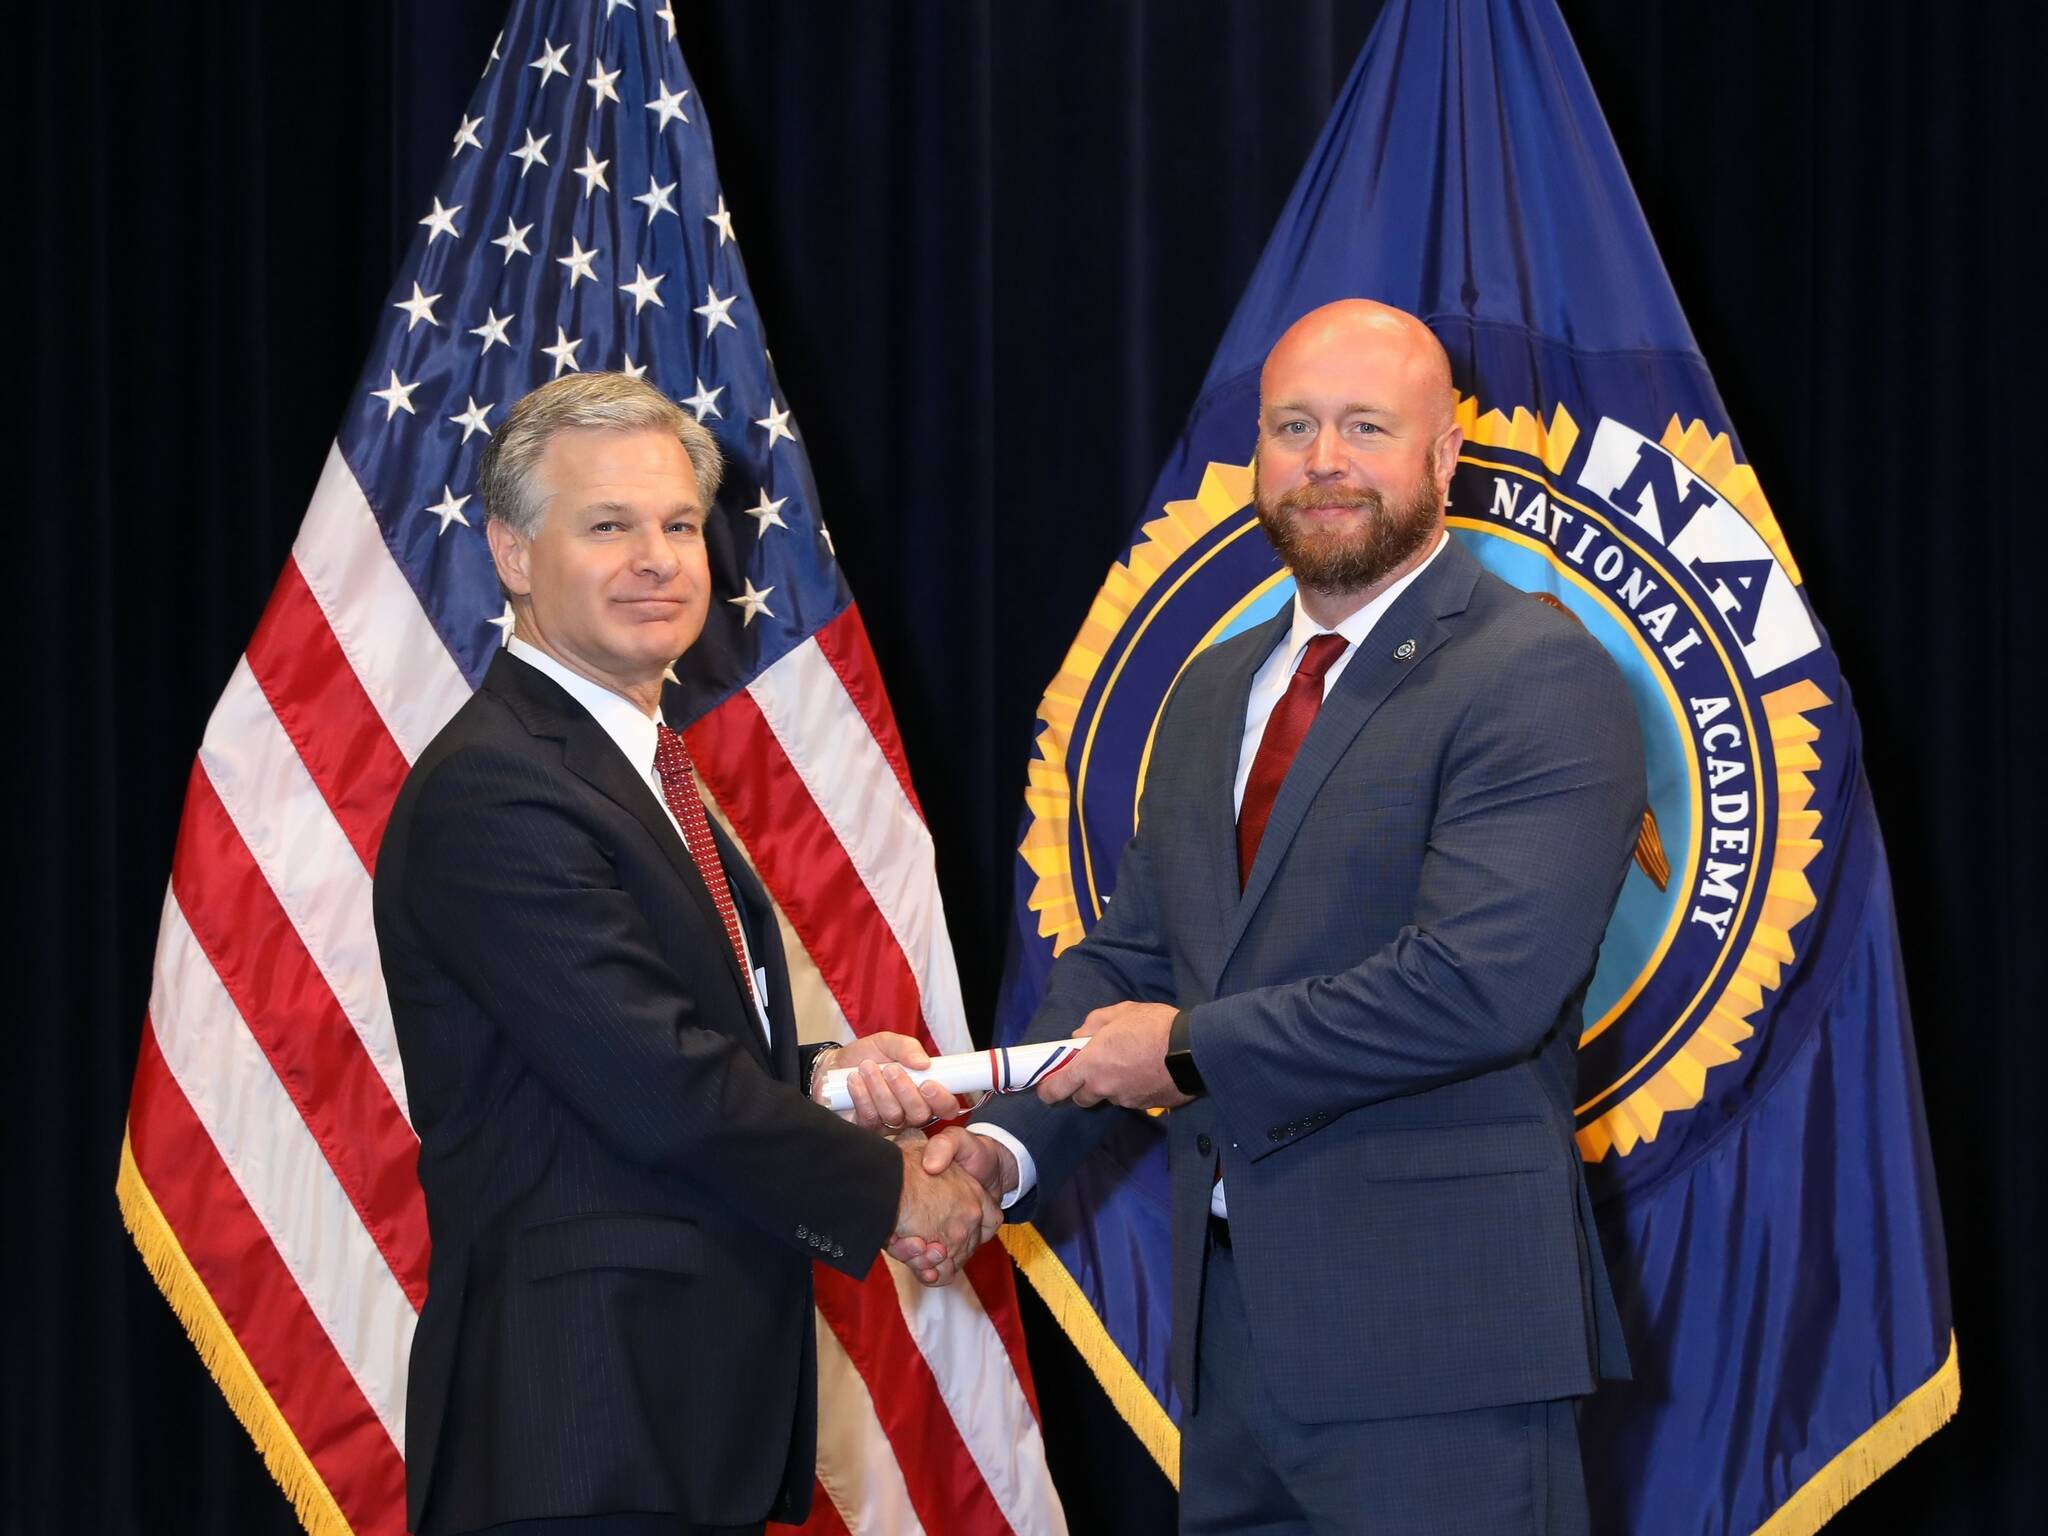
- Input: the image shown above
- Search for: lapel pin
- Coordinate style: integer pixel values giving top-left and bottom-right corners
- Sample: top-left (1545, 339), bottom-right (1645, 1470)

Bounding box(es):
top-left (1393, 638), bottom-right (1416, 661)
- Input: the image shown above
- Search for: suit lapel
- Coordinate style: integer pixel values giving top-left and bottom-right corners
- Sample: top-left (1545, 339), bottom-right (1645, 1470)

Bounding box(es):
top-left (1200, 609), bottom-right (1291, 950)
top-left (484, 655), bottom-right (766, 1066)
top-left (1223, 538), bottom-right (1482, 967)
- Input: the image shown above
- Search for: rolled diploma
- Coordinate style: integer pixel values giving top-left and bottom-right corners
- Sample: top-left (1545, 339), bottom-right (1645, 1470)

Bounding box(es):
top-left (819, 1037), bottom-right (1092, 1112)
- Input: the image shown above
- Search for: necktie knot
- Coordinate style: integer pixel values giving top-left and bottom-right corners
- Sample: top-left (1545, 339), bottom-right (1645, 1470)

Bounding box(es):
top-left (654, 722), bottom-right (692, 783)
top-left (1297, 632), bottom-right (1349, 680)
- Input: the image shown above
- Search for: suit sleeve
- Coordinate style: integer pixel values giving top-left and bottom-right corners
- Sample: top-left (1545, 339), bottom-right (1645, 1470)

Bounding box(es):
top-left (973, 772), bottom-right (1180, 1218)
top-left (1189, 627), bottom-right (1646, 1158)
top-left (404, 740), bottom-right (902, 1272)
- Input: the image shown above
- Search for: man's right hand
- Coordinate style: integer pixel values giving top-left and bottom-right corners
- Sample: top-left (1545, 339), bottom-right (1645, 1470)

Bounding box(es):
top-left (890, 1134), bottom-right (1000, 1287)
top-left (918, 1126), bottom-right (1018, 1208)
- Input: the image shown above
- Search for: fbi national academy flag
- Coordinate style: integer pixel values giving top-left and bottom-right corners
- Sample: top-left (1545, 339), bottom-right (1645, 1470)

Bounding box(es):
top-left (993, 1), bottom-right (1956, 1531)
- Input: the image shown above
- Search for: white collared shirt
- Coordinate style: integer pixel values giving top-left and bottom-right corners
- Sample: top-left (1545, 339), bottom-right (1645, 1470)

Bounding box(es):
top-left (976, 531), bottom-right (1450, 1213)
top-left (508, 637), bottom-right (772, 1046)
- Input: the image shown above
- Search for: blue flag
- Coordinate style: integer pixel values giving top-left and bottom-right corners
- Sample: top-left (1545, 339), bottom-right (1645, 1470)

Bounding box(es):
top-left (993, 1), bottom-right (1957, 1530)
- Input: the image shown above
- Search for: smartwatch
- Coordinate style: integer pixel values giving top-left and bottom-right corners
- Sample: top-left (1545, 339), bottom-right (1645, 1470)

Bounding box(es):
top-left (1163, 1008), bottom-right (1206, 1096)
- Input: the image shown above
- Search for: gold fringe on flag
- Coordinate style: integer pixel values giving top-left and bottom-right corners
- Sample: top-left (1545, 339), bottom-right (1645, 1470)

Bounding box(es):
top-left (114, 1128), bottom-right (356, 1536)
top-left (1755, 1331), bottom-right (1960, 1536)
top-left (999, 1221), bottom-right (1181, 1485)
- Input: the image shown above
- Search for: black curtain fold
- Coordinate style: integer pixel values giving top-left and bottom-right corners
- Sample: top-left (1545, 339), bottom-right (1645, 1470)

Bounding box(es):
top-left (12, 2), bottom-right (2038, 1531)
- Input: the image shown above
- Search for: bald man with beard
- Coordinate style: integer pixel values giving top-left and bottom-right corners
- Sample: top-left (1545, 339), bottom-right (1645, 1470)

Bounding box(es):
top-left (923, 301), bottom-right (1646, 1534)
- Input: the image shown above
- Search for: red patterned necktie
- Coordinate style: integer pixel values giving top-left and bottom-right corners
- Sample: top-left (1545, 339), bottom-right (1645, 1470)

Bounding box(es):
top-left (653, 724), bottom-right (757, 1005)
top-left (1236, 632), bottom-right (1350, 888)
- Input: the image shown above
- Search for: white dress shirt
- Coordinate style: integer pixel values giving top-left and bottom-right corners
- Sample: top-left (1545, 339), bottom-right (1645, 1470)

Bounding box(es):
top-left (975, 532), bottom-right (1450, 1213)
top-left (508, 637), bottom-right (774, 1047)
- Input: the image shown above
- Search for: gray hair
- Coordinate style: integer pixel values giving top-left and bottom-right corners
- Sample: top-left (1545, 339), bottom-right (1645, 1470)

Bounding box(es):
top-left (479, 372), bottom-right (725, 538)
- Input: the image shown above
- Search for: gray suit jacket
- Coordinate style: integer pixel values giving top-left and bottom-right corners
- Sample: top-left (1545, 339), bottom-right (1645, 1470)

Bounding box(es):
top-left (981, 535), bottom-right (1642, 1424)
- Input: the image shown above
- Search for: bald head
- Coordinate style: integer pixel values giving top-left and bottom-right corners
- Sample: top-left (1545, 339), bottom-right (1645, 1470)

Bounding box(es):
top-left (1260, 299), bottom-right (1457, 436)
top-left (1252, 300), bottom-right (1464, 623)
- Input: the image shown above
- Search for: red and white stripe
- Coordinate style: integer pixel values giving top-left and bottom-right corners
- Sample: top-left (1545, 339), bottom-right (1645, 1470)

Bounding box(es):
top-left (124, 444), bottom-right (1062, 1536)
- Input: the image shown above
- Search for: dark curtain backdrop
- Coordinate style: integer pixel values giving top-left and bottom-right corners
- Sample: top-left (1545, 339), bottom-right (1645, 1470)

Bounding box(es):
top-left (12, 1), bottom-right (2040, 1532)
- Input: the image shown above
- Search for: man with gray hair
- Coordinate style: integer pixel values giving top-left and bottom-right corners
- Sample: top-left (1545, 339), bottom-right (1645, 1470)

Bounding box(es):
top-left (373, 372), bottom-right (992, 1536)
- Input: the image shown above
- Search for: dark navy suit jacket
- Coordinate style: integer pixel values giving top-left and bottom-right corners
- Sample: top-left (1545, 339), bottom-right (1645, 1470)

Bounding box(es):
top-left (374, 651), bottom-right (901, 1534)
top-left (982, 535), bottom-right (1642, 1425)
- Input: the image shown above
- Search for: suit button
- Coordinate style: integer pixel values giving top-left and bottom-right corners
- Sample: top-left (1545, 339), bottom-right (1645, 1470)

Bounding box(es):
top-left (832, 1244), bottom-right (845, 1259)
top-left (1268, 1128), bottom-right (1284, 1142)
top-left (797, 1225), bottom-right (809, 1239)
top-left (1196, 1134), bottom-right (1212, 1156)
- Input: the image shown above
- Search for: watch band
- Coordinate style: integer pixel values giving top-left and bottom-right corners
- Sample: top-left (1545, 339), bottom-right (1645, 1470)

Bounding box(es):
top-left (1163, 1008), bottom-right (1206, 1096)
top-left (804, 1042), bottom-right (841, 1101)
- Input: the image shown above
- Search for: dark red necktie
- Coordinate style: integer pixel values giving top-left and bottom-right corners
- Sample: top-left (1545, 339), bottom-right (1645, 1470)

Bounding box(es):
top-left (1237, 633), bottom-right (1349, 888)
top-left (653, 724), bottom-right (757, 1005)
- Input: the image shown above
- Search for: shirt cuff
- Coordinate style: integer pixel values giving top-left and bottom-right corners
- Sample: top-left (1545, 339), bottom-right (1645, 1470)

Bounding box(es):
top-left (966, 1124), bottom-right (1036, 1209)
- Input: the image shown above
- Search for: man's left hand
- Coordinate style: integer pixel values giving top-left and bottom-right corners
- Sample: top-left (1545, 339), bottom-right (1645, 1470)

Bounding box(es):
top-left (1037, 1001), bottom-right (1192, 1111)
top-left (816, 1032), bottom-right (971, 1134)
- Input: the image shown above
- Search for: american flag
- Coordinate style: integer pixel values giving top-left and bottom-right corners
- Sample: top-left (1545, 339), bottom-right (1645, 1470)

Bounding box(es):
top-left (114, 3), bottom-right (1063, 1533)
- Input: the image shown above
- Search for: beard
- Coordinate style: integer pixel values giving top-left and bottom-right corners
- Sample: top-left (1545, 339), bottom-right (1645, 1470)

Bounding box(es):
top-left (1254, 467), bottom-right (1444, 595)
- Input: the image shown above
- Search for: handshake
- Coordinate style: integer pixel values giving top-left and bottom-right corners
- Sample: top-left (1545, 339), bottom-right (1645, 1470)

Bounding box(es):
top-left (810, 1033), bottom-right (1022, 1288)
top-left (813, 1001), bottom-right (1187, 1284)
